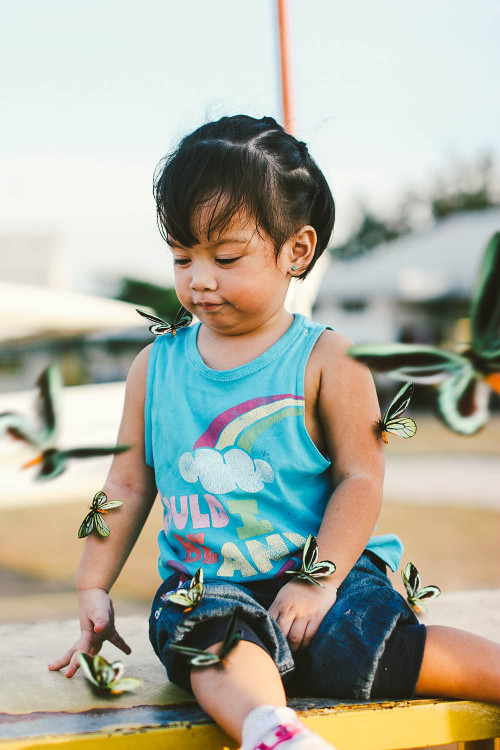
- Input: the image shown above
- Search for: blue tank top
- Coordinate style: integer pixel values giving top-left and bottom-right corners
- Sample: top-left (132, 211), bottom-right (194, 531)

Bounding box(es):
top-left (145, 314), bottom-right (402, 582)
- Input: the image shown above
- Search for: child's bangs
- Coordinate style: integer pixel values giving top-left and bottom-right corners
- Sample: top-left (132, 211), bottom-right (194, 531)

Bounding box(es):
top-left (155, 144), bottom-right (274, 249)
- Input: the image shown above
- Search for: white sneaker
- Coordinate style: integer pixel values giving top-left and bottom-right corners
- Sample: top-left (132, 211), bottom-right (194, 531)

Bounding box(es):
top-left (243, 706), bottom-right (336, 750)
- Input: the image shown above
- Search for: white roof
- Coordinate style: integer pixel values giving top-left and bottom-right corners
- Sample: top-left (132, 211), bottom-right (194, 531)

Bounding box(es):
top-left (317, 209), bottom-right (500, 303)
top-left (0, 281), bottom-right (145, 342)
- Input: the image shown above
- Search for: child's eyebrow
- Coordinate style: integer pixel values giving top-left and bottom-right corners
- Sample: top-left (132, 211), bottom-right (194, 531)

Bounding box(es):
top-left (169, 236), bottom-right (249, 250)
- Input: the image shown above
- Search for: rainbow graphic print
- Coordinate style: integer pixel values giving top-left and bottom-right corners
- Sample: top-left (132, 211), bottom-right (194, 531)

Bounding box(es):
top-left (159, 394), bottom-right (314, 580)
top-left (194, 395), bottom-right (305, 452)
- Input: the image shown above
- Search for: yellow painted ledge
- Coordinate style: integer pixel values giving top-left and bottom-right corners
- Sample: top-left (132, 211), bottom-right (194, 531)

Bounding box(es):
top-left (2, 700), bottom-right (500, 750)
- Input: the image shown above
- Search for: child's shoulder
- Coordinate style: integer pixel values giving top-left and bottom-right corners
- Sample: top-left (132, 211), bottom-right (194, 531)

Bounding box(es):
top-left (126, 343), bottom-right (154, 388)
top-left (310, 327), bottom-right (355, 368)
top-left (309, 327), bottom-right (374, 395)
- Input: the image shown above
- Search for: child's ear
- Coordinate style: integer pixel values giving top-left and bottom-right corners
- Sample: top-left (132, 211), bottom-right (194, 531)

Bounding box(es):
top-left (289, 225), bottom-right (317, 275)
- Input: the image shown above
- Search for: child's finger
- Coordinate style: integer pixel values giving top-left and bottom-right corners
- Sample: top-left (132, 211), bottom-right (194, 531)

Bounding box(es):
top-left (108, 629), bottom-right (132, 655)
top-left (64, 653), bottom-right (82, 678)
top-left (300, 619), bottom-right (319, 651)
top-left (48, 648), bottom-right (74, 671)
top-left (92, 611), bottom-right (112, 633)
top-left (286, 618), bottom-right (307, 653)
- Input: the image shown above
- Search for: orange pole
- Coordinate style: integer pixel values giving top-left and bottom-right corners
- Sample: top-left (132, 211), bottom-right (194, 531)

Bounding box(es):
top-left (277, 0), bottom-right (295, 134)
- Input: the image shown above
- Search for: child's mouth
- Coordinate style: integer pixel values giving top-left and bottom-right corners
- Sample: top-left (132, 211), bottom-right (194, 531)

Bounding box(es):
top-left (198, 302), bottom-right (222, 311)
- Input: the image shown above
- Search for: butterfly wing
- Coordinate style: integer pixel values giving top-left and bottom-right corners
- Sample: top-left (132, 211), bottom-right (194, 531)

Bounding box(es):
top-left (98, 499), bottom-right (124, 511)
top-left (190, 653), bottom-right (221, 667)
top-left (296, 572), bottom-right (324, 586)
top-left (219, 607), bottom-right (243, 659)
top-left (109, 677), bottom-right (142, 694)
top-left (167, 590), bottom-right (192, 607)
top-left (169, 643), bottom-right (220, 666)
top-left (78, 511), bottom-right (96, 538)
top-left (0, 412), bottom-right (42, 447)
top-left (401, 562), bottom-right (420, 598)
top-left (35, 365), bottom-right (61, 446)
top-left (173, 306), bottom-right (194, 329)
top-left (78, 652), bottom-right (100, 687)
top-left (437, 369), bottom-right (489, 435)
top-left (348, 344), bottom-right (468, 383)
top-left (384, 417), bottom-right (417, 439)
top-left (383, 382), bottom-right (414, 422)
top-left (302, 535), bottom-right (319, 570)
top-left (63, 444), bottom-right (131, 460)
top-left (470, 232), bottom-right (500, 356)
top-left (416, 585), bottom-right (441, 601)
top-left (136, 308), bottom-right (173, 335)
top-left (309, 561), bottom-right (337, 577)
top-left (93, 511), bottom-right (111, 537)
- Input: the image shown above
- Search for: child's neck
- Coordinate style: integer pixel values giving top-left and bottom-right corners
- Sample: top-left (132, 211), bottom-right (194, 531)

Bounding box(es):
top-left (196, 310), bottom-right (294, 371)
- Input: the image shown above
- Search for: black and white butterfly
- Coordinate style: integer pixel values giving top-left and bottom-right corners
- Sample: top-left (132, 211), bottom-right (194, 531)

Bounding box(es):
top-left (78, 652), bottom-right (141, 694)
top-left (375, 382), bottom-right (417, 444)
top-left (0, 365), bottom-right (130, 480)
top-left (401, 562), bottom-right (441, 615)
top-left (285, 534), bottom-right (336, 587)
top-left (78, 491), bottom-right (123, 538)
top-left (169, 607), bottom-right (242, 667)
top-left (136, 306), bottom-right (193, 336)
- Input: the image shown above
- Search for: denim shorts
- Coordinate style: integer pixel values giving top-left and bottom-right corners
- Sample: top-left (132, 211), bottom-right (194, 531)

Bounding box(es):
top-left (149, 551), bottom-right (426, 700)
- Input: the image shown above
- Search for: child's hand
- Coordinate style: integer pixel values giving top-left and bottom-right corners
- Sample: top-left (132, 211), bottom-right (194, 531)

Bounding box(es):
top-left (48, 589), bottom-right (131, 677)
top-left (268, 579), bottom-right (338, 653)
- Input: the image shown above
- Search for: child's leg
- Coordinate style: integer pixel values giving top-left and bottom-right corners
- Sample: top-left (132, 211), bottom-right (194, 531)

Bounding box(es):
top-left (190, 639), bottom-right (336, 749)
top-left (415, 626), bottom-right (500, 704)
top-left (190, 639), bottom-right (286, 742)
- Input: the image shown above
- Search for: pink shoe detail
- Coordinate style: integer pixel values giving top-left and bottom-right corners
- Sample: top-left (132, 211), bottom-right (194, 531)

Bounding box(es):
top-left (255, 723), bottom-right (302, 750)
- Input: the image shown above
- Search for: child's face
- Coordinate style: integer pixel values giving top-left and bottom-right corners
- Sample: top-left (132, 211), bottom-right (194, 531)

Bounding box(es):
top-left (169, 209), bottom-right (292, 336)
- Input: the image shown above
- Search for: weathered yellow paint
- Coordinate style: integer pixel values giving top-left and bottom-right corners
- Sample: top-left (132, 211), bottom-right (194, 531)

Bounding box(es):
top-left (1, 700), bottom-right (499, 750)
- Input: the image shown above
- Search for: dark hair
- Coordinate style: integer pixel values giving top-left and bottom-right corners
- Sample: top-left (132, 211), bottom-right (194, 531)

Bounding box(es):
top-left (153, 115), bottom-right (335, 279)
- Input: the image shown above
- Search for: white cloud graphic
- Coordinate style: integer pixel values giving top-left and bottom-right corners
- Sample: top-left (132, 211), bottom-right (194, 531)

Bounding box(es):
top-left (178, 447), bottom-right (274, 494)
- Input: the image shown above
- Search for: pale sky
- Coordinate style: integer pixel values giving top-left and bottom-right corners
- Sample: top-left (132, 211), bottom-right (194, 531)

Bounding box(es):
top-left (1, 0), bottom-right (499, 292)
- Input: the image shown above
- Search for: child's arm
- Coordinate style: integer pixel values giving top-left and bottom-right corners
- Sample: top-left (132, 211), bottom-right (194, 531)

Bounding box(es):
top-left (269, 330), bottom-right (385, 652)
top-left (48, 346), bottom-right (158, 676)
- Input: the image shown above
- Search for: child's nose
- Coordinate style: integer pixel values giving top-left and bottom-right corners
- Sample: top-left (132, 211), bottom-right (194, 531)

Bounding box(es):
top-left (189, 260), bottom-right (218, 291)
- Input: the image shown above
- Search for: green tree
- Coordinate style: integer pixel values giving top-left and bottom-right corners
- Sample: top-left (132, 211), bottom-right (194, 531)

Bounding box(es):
top-left (115, 277), bottom-right (180, 320)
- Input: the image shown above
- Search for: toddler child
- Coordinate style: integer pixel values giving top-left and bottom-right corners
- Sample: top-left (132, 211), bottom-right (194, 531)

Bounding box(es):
top-left (50, 115), bottom-right (500, 750)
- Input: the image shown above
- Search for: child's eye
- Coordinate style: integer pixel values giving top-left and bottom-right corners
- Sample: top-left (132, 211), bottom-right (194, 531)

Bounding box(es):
top-left (173, 258), bottom-right (190, 266)
top-left (216, 257), bottom-right (240, 266)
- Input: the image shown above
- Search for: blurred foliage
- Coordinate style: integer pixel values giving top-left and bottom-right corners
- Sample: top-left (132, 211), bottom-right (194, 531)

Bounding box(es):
top-left (333, 152), bottom-right (499, 260)
top-left (333, 212), bottom-right (410, 260)
top-left (115, 277), bottom-right (180, 319)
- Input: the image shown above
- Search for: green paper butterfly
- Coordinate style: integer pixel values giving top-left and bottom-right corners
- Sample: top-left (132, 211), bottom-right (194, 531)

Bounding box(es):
top-left (401, 562), bottom-right (441, 615)
top-left (136, 305), bottom-right (193, 336)
top-left (0, 365), bottom-right (131, 480)
top-left (375, 382), bottom-right (417, 444)
top-left (285, 534), bottom-right (336, 587)
top-left (169, 607), bottom-right (242, 667)
top-left (348, 232), bottom-right (500, 435)
top-left (78, 652), bottom-right (141, 694)
top-left (78, 491), bottom-right (123, 538)
top-left (167, 568), bottom-right (204, 611)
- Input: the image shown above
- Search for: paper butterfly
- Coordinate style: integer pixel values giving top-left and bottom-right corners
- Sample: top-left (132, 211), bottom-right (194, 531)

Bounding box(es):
top-left (285, 534), bottom-right (336, 587)
top-left (169, 607), bottom-right (242, 667)
top-left (78, 491), bottom-right (123, 538)
top-left (375, 382), bottom-right (417, 444)
top-left (401, 561), bottom-right (441, 614)
top-left (78, 652), bottom-right (141, 694)
top-left (0, 365), bottom-right (130, 480)
top-left (348, 232), bottom-right (500, 434)
top-left (167, 568), bottom-right (204, 611)
top-left (136, 305), bottom-right (193, 336)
